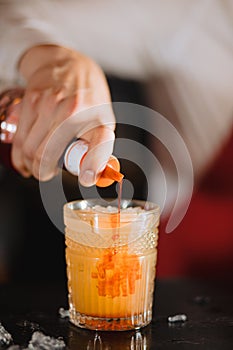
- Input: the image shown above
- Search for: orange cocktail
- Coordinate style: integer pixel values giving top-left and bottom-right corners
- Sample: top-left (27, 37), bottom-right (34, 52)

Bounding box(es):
top-left (64, 199), bottom-right (160, 331)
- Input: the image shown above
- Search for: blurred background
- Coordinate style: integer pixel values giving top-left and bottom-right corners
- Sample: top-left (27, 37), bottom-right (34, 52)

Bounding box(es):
top-left (0, 0), bottom-right (232, 285)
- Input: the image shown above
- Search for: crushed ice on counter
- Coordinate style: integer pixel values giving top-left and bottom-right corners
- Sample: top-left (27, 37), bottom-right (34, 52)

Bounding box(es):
top-left (0, 322), bottom-right (13, 346)
top-left (26, 331), bottom-right (66, 350)
top-left (6, 331), bottom-right (66, 350)
top-left (58, 307), bottom-right (69, 319)
top-left (167, 314), bottom-right (187, 323)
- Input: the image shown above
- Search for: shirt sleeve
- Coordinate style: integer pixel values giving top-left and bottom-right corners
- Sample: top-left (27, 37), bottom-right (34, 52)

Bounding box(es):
top-left (0, 0), bottom-right (65, 89)
top-left (0, 0), bottom-right (147, 90)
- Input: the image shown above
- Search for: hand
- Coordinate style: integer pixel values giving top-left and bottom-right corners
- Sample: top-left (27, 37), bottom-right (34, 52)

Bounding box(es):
top-left (12, 45), bottom-right (115, 186)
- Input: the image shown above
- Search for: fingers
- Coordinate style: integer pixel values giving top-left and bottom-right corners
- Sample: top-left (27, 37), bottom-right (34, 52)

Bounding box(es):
top-left (32, 94), bottom-right (83, 180)
top-left (11, 91), bottom-right (115, 184)
top-left (36, 105), bottom-right (115, 183)
top-left (11, 51), bottom-right (115, 184)
top-left (34, 99), bottom-right (115, 183)
top-left (11, 88), bottom-right (63, 177)
top-left (78, 126), bottom-right (115, 186)
top-left (11, 89), bottom-right (40, 177)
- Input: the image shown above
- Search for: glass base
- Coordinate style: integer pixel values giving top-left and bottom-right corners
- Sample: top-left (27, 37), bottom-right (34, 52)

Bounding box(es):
top-left (69, 307), bottom-right (152, 331)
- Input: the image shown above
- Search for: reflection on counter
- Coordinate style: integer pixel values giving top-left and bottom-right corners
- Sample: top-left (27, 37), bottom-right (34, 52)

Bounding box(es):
top-left (67, 324), bottom-right (152, 350)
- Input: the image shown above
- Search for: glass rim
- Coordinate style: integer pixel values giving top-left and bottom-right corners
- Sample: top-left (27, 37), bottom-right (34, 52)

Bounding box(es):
top-left (64, 198), bottom-right (160, 217)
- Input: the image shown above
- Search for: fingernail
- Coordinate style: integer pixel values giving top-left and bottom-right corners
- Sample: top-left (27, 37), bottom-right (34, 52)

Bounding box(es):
top-left (80, 170), bottom-right (95, 186)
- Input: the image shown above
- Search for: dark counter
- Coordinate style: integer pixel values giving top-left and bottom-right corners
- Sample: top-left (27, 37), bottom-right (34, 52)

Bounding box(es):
top-left (0, 279), bottom-right (232, 349)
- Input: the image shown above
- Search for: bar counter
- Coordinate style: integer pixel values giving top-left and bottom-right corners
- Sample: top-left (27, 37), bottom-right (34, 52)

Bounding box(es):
top-left (0, 279), bottom-right (232, 349)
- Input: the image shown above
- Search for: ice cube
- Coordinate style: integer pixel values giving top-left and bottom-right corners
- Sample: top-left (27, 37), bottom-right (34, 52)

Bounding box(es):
top-left (0, 322), bottom-right (13, 346)
top-left (124, 206), bottom-right (143, 213)
top-left (58, 308), bottom-right (69, 319)
top-left (167, 314), bottom-right (187, 323)
top-left (92, 205), bottom-right (118, 213)
top-left (27, 331), bottom-right (66, 350)
top-left (92, 204), bottom-right (144, 214)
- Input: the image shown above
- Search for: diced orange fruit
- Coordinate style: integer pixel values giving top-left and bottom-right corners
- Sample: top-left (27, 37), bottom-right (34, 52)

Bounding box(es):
top-left (92, 249), bottom-right (142, 298)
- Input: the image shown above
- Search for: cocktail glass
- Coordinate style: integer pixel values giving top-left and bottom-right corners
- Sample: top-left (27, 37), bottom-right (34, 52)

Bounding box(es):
top-left (64, 199), bottom-right (160, 331)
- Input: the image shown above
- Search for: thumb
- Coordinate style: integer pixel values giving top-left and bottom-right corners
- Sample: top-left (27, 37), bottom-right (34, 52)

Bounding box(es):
top-left (79, 128), bottom-right (115, 187)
